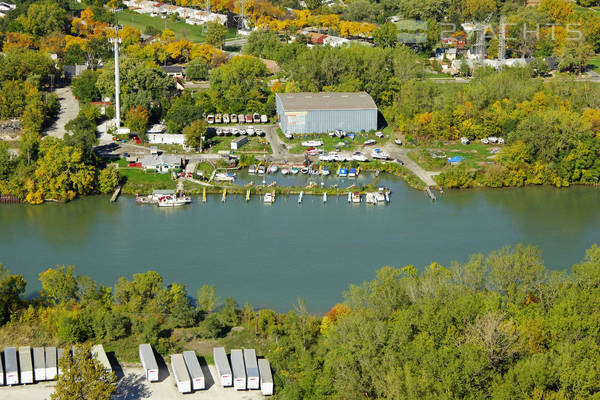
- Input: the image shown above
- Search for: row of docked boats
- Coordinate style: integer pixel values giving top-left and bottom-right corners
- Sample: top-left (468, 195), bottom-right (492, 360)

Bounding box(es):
top-left (207, 113), bottom-right (267, 124)
top-left (215, 126), bottom-right (265, 136)
top-left (347, 188), bottom-right (391, 204)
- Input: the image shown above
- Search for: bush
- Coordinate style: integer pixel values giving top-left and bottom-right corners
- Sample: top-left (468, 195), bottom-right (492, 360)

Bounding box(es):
top-left (104, 312), bottom-right (131, 340)
top-left (196, 313), bottom-right (224, 339)
top-left (57, 316), bottom-right (86, 343)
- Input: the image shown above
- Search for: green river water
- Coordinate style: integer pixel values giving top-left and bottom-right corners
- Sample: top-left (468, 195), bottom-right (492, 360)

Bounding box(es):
top-left (1, 174), bottom-right (599, 312)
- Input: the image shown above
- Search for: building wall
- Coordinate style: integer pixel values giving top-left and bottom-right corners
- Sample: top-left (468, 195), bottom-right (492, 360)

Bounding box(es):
top-left (276, 97), bottom-right (377, 134)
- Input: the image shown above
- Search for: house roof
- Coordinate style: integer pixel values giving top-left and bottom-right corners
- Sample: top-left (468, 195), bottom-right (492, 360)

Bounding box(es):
top-left (276, 92), bottom-right (377, 111)
top-left (140, 154), bottom-right (182, 166)
top-left (161, 65), bottom-right (185, 74)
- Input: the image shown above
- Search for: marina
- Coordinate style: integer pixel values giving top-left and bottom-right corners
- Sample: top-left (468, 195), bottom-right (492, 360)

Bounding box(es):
top-left (1, 180), bottom-right (600, 313)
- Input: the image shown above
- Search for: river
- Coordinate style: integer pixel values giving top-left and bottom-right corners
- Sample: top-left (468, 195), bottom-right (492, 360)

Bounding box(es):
top-left (1, 174), bottom-right (599, 313)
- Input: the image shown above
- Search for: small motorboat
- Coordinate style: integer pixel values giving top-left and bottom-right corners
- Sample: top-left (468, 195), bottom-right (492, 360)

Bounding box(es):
top-left (376, 188), bottom-right (386, 202)
top-left (281, 168), bottom-right (289, 175)
top-left (364, 139), bottom-right (377, 146)
top-left (247, 126), bottom-right (255, 136)
top-left (257, 165), bottom-right (266, 174)
top-left (328, 131), bottom-right (336, 137)
top-left (348, 168), bottom-right (357, 178)
top-left (365, 193), bottom-right (376, 204)
top-left (394, 138), bottom-right (403, 145)
top-left (157, 195), bottom-right (191, 207)
top-left (253, 113), bottom-right (261, 123)
top-left (261, 114), bottom-right (268, 123)
top-left (375, 131), bottom-right (384, 138)
top-left (216, 128), bottom-right (223, 136)
top-left (301, 140), bottom-right (323, 147)
top-left (371, 149), bottom-right (390, 160)
top-left (245, 114), bottom-right (253, 123)
top-left (230, 114), bottom-right (238, 124)
top-left (291, 167), bottom-right (299, 175)
top-left (321, 167), bottom-right (330, 176)
top-left (269, 165), bottom-right (278, 173)
top-left (214, 173), bottom-right (235, 183)
top-left (338, 168), bottom-right (348, 177)
top-left (223, 114), bottom-right (230, 124)
top-left (248, 164), bottom-right (257, 174)
top-left (301, 167), bottom-right (309, 174)
top-left (352, 152), bottom-right (368, 162)
top-left (264, 192), bottom-right (275, 203)
top-left (298, 191), bottom-right (303, 204)
top-left (351, 192), bottom-right (361, 203)
top-left (238, 114), bottom-right (245, 124)
top-left (215, 114), bottom-right (222, 124)
top-left (347, 192), bottom-right (352, 203)
top-left (207, 114), bottom-right (215, 124)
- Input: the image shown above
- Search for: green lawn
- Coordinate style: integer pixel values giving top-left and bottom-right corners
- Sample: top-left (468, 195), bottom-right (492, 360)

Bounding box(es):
top-left (119, 10), bottom-right (237, 43)
top-left (589, 54), bottom-right (600, 73)
top-left (409, 141), bottom-right (497, 171)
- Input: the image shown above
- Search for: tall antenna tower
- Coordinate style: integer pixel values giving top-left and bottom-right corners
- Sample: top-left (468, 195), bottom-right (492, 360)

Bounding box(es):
top-left (234, 0), bottom-right (247, 30)
top-left (110, 7), bottom-right (122, 131)
top-left (498, 15), bottom-right (506, 63)
top-left (205, 0), bottom-right (210, 13)
top-left (474, 13), bottom-right (493, 60)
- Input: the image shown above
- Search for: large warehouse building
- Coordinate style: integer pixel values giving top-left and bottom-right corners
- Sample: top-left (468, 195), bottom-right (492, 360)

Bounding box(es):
top-left (276, 92), bottom-right (377, 134)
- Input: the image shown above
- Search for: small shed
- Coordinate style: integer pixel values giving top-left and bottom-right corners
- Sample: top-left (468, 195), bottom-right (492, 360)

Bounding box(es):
top-left (231, 135), bottom-right (249, 150)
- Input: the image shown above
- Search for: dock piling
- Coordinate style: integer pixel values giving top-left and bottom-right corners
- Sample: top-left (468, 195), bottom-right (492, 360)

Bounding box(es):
top-left (222, 188), bottom-right (227, 203)
top-left (202, 187), bottom-right (206, 203)
top-left (246, 189), bottom-right (250, 201)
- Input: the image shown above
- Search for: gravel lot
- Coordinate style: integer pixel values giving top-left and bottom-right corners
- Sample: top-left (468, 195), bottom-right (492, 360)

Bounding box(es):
top-left (0, 364), bottom-right (266, 400)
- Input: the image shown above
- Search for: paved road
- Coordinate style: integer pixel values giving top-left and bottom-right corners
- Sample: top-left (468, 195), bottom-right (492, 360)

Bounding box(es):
top-left (45, 87), bottom-right (79, 139)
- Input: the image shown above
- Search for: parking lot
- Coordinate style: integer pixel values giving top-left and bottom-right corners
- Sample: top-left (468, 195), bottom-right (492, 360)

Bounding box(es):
top-left (0, 364), bottom-right (266, 400)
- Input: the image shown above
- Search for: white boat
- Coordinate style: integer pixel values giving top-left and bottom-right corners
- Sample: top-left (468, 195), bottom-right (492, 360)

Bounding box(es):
top-left (214, 173), bottom-right (235, 183)
top-left (352, 152), bottom-right (368, 162)
top-left (248, 164), bottom-right (257, 174)
top-left (257, 165), bottom-right (266, 174)
top-left (291, 167), bottom-right (299, 175)
top-left (247, 126), bottom-right (255, 136)
top-left (319, 153), bottom-right (331, 162)
top-left (269, 165), bottom-right (278, 173)
top-left (394, 139), bottom-right (403, 145)
top-left (281, 168), bottom-right (289, 175)
top-left (301, 167), bottom-right (309, 174)
top-left (301, 140), bottom-right (323, 147)
top-left (376, 189), bottom-right (386, 202)
top-left (498, 137), bottom-right (505, 144)
top-left (366, 193), bottom-right (376, 204)
top-left (323, 192), bottom-right (327, 203)
top-left (207, 114), bottom-right (215, 124)
top-left (385, 191), bottom-right (390, 203)
top-left (253, 113), bottom-right (261, 123)
top-left (321, 167), bottom-right (330, 176)
top-left (223, 114), bottom-right (230, 124)
top-left (264, 192), bottom-right (274, 203)
top-left (260, 114), bottom-right (268, 123)
top-left (351, 192), bottom-right (361, 203)
top-left (238, 114), bottom-right (245, 124)
top-left (375, 131), bottom-right (384, 138)
top-left (230, 114), bottom-right (238, 124)
top-left (328, 131), bottom-right (335, 137)
top-left (215, 114), bottom-right (222, 124)
top-left (216, 128), bottom-right (223, 136)
top-left (157, 195), bottom-right (191, 207)
top-left (284, 131), bottom-right (293, 139)
top-left (364, 139), bottom-right (377, 146)
top-left (371, 149), bottom-right (390, 160)
top-left (481, 138), bottom-right (489, 144)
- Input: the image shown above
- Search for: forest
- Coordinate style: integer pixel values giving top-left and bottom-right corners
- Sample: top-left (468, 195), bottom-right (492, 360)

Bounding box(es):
top-left (2, 244), bottom-right (600, 399)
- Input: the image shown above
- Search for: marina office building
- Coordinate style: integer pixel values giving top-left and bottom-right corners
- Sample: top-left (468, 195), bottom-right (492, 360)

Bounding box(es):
top-left (276, 92), bottom-right (378, 134)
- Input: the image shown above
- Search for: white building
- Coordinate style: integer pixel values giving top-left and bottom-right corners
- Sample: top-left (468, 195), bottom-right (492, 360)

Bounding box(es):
top-left (148, 133), bottom-right (186, 146)
top-left (140, 154), bottom-right (183, 173)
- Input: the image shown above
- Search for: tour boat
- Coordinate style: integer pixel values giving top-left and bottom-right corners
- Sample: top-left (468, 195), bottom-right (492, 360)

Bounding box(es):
top-left (223, 114), bottom-right (230, 124)
top-left (290, 167), bottom-right (299, 175)
top-left (351, 192), bottom-right (361, 203)
top-left (264, 192), bottom-right (275, 203)
top-left (157, 195), bottom-right (191, 207)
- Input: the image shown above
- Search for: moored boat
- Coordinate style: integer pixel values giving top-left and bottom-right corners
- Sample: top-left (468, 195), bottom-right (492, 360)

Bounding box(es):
top-left (351, 192), bottom-right (361, 203)
top-left (264, 192), bottom-right (275, 203)
top-left (157, 195), bottom-right (191, 207)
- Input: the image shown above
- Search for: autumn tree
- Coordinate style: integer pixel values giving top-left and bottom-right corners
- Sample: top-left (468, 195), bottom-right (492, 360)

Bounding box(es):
top-left (205, 21), bottom-right (228, 49)
top-left (51, 344), bottom-right (116, 400)
top-left (18, 1), bottom-right (67, 37)
top-left (126, 105), bottom-right (149, 134)
top-left (98, 166), bottom-right (119, 194)
top-left (183, 119), bottom-right (207, 150)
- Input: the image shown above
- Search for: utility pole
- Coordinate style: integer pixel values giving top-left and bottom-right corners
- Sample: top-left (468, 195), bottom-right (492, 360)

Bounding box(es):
top-left (498, 15), bottom-right (506, 67)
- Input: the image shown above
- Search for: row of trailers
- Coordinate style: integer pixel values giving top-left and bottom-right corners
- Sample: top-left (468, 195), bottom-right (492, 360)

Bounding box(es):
top-left (0, 345), bottom-right (111, 385)
top-left (213, 347), bottom-right (273, 396)
top-left (140, 343), bottom-right (206, 394)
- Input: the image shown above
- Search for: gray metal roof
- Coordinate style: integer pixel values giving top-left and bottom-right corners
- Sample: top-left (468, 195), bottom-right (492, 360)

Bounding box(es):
top-left (276, 92), bottom-right (377, 111)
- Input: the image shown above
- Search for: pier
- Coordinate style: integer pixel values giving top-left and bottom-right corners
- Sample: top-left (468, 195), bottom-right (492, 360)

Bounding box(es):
top-left (425, 187), bottom-right (436, 201)
top-left (0, 195), bottom-right (20, 204)
top-left (110, 185), bottom-right (121, 202)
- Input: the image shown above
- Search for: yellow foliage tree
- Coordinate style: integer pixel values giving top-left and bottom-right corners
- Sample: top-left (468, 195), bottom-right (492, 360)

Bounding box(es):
top-left (539, 0), bottom-right (573, 24)
top-left (3, 32), bottom-right (37, 52)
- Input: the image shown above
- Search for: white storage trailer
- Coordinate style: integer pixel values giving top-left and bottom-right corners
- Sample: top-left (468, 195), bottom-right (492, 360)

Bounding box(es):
top-left (18, 346), bottom-right (33, 384)
top-left (258, 359), bottom-right (273, 395)
top-left (45, 347), bottom-right (57, 380)
top-left (183, 350), bottom-right (205, 390)
top-left (243, 349), bottom-right (260, 390)
top-left (91, 345), bottom-right (112, 373)
top-left (33, 347), bottom-right (46, 381)
top-left (5, 347), bottom-right (18, 385)
top-left (171, 354), bottom-right (191, 393)
top-left (56, 348), bottom-right (64, 375)
top-left (213, 347), bottom-right (232, 387)
top-left (139, 344), bottom-right (159, 382)
top-left (230, 349), bottom-right (246, 390)
top-left (0, 348), bottom-right (4, 385)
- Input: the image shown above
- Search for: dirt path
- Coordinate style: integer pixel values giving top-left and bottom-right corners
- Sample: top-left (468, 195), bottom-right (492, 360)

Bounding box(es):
top-left (45, 87), bottom-right (79, 139)
top-left (384, 145), bottom-right (439, 187)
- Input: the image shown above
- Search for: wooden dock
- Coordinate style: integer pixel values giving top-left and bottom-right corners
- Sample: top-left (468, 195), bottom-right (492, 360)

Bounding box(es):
top-left (110, 186), bottom-right (121, 202)
top-left (0, 195), bottom-right (20, 204)
top-left (425, 187), bottom-right (436, 201)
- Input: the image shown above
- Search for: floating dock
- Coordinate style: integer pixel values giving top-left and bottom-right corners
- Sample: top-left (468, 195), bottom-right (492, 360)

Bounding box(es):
top-left (110, 185), bottom-right (121, 202)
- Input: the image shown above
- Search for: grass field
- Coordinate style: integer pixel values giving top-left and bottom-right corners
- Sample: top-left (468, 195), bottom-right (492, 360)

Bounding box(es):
top-left (408, 141), bottom-right (497, 171)
top-left (119, 10), bottom-right (237, 43)
top-left (589, 54), bottom-right (600, 73)
top-left (278, 127), bottom-right (395, 154)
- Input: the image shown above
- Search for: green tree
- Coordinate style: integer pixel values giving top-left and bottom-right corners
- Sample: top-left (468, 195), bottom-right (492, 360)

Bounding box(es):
top-left (219, 296), bottom-right (239, 326)
top-left (71, 70), bottom-right (100, 103)
top-left (64, 112), bottom-right (99, 163)
top-left (57, 316), bottom-right (86, 343)
top-left (0, 141), bottom-right (14, 179)
top-left (52, 344), bottom-right (116, 400)
top-left (0, 264), bottom-right (26, 325)
top-left (196, 284), bottom-right (219, 313)
top-left (39, 265), bottom-right (78, 305)
top-left (64, 44), bottom-right (86, 65)
top-left (205, 21), bottom-right (227, 49)
top-left (18, 1), bottom-right (67, 37)
top-left (98, 166), bottom-right (119, 194)
top-left (373, 22), bottom-right (398, 48)
top-left (185, 57), bottom-right (208, 81)
top-left (182, 119), bottom-right (207, 150)
top-left (125, 105), bottom-right (149, 134)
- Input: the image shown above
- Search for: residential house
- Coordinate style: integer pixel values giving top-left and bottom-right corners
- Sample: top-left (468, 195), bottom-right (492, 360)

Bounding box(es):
top-left (140, 154), bottom-right (183, 173)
